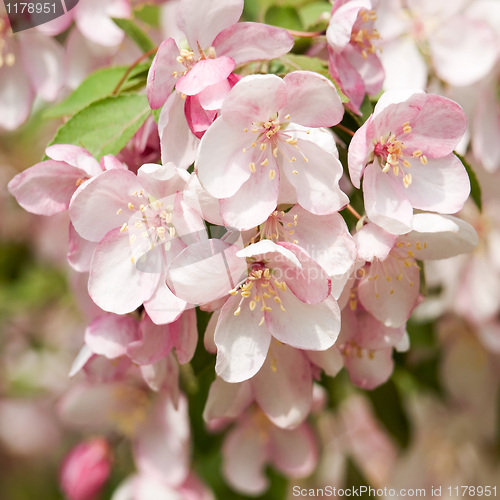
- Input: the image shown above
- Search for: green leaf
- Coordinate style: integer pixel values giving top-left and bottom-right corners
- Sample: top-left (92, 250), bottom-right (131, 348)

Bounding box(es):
top-left (133, 4), bottom-right (161, 28)
top-left (456, 152), bottom-right (482, 212)
top-left (277, 54), bottom-right (349, 103)
top-left (44, 64), bottom-right (150, 119)
top-left (48, 94), bottom-right (151, 159)
top-left (299, 1), bottom-right (331, 30)
top-left (112, 17), bottom-right (156, 53)
top-left (265, 5), bottom-right (303, 30)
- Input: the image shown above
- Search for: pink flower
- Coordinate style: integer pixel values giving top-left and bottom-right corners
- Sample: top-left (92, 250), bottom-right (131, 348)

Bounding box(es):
top-left (351, 214), bottom-right (477, 327)
top-left (196, 72), bottom-right (348, 230)
top-left (147, 0), bottom-right (294, 109)
top-left (245, 205), bottom-right (357, 295)
top-left (69, 163), bottom-right (204, 316)
top-left (60, 438), bottom-right (112, 500)
top-left (348, 89), bottom-right (469, 234)
top-left (8, 145), bottom-right (111, 216)
top-left (326, 0), bottom-right (385, 114)
top-left (168, 239), bottom-right (341, 382)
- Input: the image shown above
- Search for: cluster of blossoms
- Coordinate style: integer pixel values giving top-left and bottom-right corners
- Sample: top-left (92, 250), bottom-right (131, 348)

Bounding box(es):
top-left (4, 0), bottom-right (500, 497)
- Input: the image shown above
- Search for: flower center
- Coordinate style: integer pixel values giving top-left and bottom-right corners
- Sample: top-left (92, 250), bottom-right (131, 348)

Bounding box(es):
top-left (117, 192), bottom-right (177, 264)
top-left (373, 121), bottom-right (428, 188)
top-left (172, 42), bottom-right (217, 78)
top-left (251, 210), bottom-right (299, 245)
top-left (229, 263), bottom-right (287, 326)
top-left (351, 9), bottom-right (380, 59)
top-left (242, 113), bottom-right (310, 179)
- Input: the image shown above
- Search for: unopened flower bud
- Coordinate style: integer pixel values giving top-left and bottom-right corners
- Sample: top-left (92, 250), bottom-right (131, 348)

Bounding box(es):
top-left (60, 438), bottom-right (112, 500)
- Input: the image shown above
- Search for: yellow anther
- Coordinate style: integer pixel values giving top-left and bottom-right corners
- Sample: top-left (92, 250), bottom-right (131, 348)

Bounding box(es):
top-left (412, 150), bottom-right (422, 158)
top-left (273, 148), bottom-right (278, 158)
top-left (229, 289), bottom-right (238, 295)
top-left (249, 162), bottom-right (256, 173)
top-left (386, 275), bottom-right (391, 282)
top-left (130, 235), bottom-right (137, 243)
top-left (285, 137), bottom-right (298, 145)
top-left (120, 223), bottom-right (128, 232)
top-left (131, 257), bottom-right (135, 264)
top-left (244, 128), bottom-right (248, 132)
top-left (259, 316), bottom-right (265, 326)
top-left (420, 155), bottom-right (428, 164)
top-left (382, 163), bottom-right (391, 173)
top-left (234, 307), bottom-right (241, 316)
top-left (116, 208), bottom-right (123, 215)
top-left (250, 300), bottom-right (256, 311)
top-left (260, 143), bottom-right (267, 151)
top-left (269, 169), bottom-right (276, 180)
top-left (261, 158), bottom-right (269, 166)
top-left (403, 160), bottom-right (411, 168)
top-left (402, 122), bottom-right (412, 133)
top-left (128, 203), bottom-right (134, 210)
top-left (403, 173), bottom-right (412, 188)
top-left (292, 170), bottom-right (298, 175)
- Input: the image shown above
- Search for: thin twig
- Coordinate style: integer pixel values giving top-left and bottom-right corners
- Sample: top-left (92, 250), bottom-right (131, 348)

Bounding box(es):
top-left (335, 123), bottom-right (355, 137)
top-left (345, 204), bottom-right (362, 220)
top-left (287, 29), bottom-right (324, 38)
top-left (112, 47), bottom-right (158, 96)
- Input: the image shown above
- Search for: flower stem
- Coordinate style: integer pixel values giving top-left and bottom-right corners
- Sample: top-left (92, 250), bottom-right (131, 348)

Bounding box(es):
top-left (112, 47), bottom-right (158, 96)
top-left (287, 29), bottom-right (324, 38)
top-left (335, 123), bottom-right (355, 137)
top-left (346, 204), bottom-right (362, 220)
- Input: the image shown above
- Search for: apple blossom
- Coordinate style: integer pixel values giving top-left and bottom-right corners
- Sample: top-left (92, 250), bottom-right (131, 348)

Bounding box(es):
top-left (168, 239), bottom-right (340, 382)
top-left (196, 72), bottom-right (348, 229)
top-left (348, 89), bottom-right (470, 234)
top-left (147, 0), bottom-right (294, 109)
top-left (69, 162), bottom-right (205, 316)
top-left (326, 0), bottom-right (385, 114)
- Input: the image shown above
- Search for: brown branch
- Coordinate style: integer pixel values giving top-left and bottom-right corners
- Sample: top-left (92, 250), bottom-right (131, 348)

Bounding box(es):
top-left (112, 47), bottom-right (158, 96)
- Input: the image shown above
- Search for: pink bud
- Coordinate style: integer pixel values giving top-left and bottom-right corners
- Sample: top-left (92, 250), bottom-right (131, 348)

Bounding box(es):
top-left (60, 438), bottom-right (112, 500)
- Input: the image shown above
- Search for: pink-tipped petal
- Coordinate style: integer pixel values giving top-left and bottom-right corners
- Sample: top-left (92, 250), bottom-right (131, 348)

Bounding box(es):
top-left (147, 38), bottom-right (184, 109)
top-left (8, 161), bottom-right (88, 216)
top-left (282, 71), bottom-right (344, 127)
top-left (215, 294), bottom-right (272, 383)
top-left (267, 292), bottom-right (340, 351)
top-left (85, 314), bottom-right (140, 359)
top-left (176, 57), bottom-right (235, 96)
top-left (177, 0), bottom-right (243, 50)
top-left (167, 240), bottom-right (247, 305)
top-left (69, 168), bottom-right (143, 242)
top-left (214, 22), bottom-right (294, 65)
top-left (220, 167), bottom-right (280, 230)
top-left (363, 163), bottom-right (414, 235)
top-left (254, 342), bottom-right (312, 429)
top-left (89, 228), bottom-right (159, 314)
